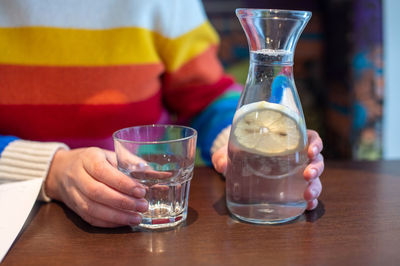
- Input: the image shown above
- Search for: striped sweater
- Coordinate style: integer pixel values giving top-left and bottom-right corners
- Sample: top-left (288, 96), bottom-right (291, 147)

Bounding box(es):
top-left (0, 0), bottom-right (240, 190)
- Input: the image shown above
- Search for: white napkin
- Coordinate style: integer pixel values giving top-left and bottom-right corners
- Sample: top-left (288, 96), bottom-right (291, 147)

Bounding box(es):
top-left (0, 178), bottom-right (42, 262)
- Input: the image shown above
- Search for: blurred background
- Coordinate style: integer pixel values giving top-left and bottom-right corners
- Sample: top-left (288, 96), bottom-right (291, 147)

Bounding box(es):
top-left (202, 0), bottom-right (399, 161)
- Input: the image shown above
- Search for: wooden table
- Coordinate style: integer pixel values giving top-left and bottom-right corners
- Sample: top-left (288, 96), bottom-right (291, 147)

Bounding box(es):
top-left (3, 161), bottom-right (400, 265)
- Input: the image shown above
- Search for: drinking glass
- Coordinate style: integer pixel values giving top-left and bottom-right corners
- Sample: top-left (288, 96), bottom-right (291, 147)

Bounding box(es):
top-left (113, 125), bottom-right (197, 229)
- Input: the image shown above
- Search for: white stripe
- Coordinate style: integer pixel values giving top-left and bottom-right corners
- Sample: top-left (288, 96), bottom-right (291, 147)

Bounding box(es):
top-left (0, 0), bottom-right (207, 38)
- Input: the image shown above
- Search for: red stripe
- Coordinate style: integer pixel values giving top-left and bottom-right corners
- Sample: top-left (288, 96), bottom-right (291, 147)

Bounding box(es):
top-left (0, 91), bottom-right (163, 141)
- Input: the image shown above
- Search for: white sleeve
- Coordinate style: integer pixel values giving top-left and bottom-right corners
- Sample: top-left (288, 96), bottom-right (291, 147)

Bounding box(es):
top-left (0, 140), bottom-right (69, 202)
top-left (210, 126), bottom-right (231, 155)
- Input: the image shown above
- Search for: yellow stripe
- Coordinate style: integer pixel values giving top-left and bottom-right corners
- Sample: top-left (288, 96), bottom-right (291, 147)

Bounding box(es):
top-left (0, 21), bottom-right (219, 67)
top-left (0, 27), bottom-right (161, 65)
top-left (159, 21), bottom-right (220, 72)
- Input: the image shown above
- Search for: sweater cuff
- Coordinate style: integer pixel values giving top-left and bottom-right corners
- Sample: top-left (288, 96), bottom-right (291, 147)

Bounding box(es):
top-left (210, 126), bottom-right (231, 155)
top-left (0, 140), bottom-right (69, 202)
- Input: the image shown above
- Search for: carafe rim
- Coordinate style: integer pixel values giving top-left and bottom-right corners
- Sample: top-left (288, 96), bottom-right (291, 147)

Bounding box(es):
top-left (236, 8), bottom-right (311, 21)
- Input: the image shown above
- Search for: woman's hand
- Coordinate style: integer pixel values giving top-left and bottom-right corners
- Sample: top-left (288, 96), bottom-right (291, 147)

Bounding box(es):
top-left (45, 147), bottom-right (148, 228)
top-left (211, 129), bottom-right (324, 211)
top-left (302, 130), bottom-right (324, 210)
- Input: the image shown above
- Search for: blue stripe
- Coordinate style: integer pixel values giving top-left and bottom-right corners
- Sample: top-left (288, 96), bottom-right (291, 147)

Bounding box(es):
top-left (191, 91), bottom-right (240, 165)
top-left (270, 75), bottom-right (288, 103)
top-left (0, 135), bottom-right (19, 155)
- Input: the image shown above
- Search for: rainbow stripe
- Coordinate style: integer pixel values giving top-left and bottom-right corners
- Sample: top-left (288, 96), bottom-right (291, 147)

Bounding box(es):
top-left (0, 0), bottom-right (238, 164)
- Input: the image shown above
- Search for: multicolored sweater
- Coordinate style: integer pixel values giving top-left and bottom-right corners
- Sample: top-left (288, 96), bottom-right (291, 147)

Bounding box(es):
top-left (0, 0), bottom-right (240, 198)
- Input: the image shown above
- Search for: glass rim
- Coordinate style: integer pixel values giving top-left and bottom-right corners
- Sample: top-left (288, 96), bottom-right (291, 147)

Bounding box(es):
top-left (112, 124), bottom-right (197, 144)
top-left (236, 8), bottom-right (311, 20)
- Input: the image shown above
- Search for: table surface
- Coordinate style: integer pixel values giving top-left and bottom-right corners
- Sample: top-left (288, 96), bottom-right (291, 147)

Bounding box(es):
top-left (3, 160), bottom-right (400, 266)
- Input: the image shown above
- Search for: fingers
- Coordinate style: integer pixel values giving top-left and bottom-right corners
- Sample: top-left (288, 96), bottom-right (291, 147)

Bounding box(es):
top-left (211, 145), bottom-right (228, 174)
top-left (82, 148), bottom-right (146, 198)
top-left (73, 169), bottom-right (148, 213)
top-left (304, 177), bottom-right (322, 210)
top-left (303, 131), bottom-right (323, 211)
top-left (69, 189), bottom-right (143, 228)
top-left (303, 153), bottom-right (324, 182)
top-left (303, 130), bottom-right (324, 210)
top-left (307, 199), bottom-right (319, 211)
top-left (307, 130), bottom-right (323, 159)
top-left (52, 147), bottom-right (149, 228)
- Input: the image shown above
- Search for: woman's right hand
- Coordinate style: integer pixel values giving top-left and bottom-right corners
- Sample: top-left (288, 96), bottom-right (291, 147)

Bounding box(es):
top-left (45, 147), bottom-right (148, 228)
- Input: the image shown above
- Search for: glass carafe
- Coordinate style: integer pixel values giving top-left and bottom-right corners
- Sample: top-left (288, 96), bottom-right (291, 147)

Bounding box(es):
top-left (226, 9), bottom-right (312, 224)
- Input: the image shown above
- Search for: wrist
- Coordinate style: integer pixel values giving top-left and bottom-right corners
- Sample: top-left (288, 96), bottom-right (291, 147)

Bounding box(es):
top-left (210, 126), bottom-right (231, 155)
top-left (45, 148), bottom-right (69, 201)
top-left (0, 140), bottom-right (69, 201)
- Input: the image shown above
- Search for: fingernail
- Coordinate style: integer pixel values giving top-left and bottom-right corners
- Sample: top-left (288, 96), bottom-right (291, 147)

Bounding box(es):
top-left (133, 187), bottom-right (146, 198)
top-left (136, 200), bottom-right (148, 212)
top-left (312, 146), bottom-right (318, 156)
top-left (129, 215), bottom-right (142, 225)
top-left (309, 168), bottom-right (317, 178)
top-left (311, 189), bottom-right (319, 198)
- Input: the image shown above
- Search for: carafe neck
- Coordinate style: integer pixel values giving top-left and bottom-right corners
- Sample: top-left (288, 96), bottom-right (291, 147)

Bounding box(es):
top-left (236, 9), bottom-right (311, 65)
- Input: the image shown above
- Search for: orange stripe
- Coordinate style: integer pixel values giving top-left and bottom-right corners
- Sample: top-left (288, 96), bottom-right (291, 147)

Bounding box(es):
top-left (0, 64), bottom-right (164, 104)
top-left (163, 45), bottom-right (223, 90)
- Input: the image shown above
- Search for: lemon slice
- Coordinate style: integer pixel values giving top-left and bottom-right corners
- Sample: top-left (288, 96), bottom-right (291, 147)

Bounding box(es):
top-left (232, 101), bottom-right (304, 155)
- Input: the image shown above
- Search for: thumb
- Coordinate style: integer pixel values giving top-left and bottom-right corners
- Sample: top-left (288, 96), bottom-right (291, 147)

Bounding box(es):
top-left (104, 149), bottom-right (118, 168)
